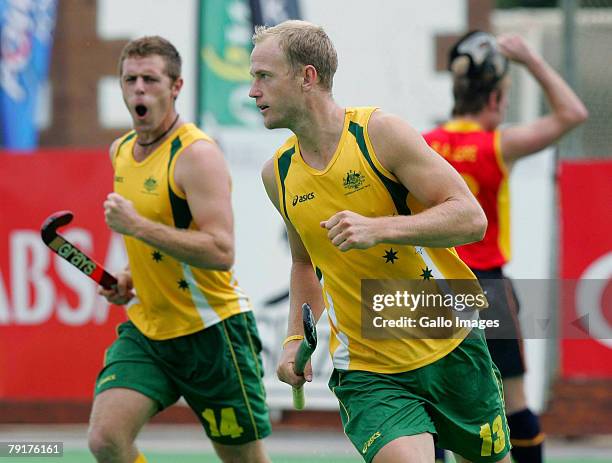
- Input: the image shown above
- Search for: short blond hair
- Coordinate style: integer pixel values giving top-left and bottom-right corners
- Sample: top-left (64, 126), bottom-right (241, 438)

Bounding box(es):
top-left (252, 20), bottom-right (337, 91)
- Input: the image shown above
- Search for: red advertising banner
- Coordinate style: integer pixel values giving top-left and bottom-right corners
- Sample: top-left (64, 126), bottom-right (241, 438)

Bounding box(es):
top-left (559, 160), bottom-right (612, 378)
top-left (0, 150), bottom-right (128, 400)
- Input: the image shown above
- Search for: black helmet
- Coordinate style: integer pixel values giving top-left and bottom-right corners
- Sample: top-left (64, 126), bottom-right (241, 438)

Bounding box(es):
top-left (448, 30), bottom-right (508, 90)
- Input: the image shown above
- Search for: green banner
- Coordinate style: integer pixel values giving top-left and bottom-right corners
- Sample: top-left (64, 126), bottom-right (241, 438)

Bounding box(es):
top-left (198, 0), bottom-right (259, 128)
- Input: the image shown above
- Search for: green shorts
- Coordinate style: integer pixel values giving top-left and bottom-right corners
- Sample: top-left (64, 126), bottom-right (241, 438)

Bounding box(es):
top-left (95, 312), bottom-right (271, 445)
top-left (328, 329), bottom-right (510, 462)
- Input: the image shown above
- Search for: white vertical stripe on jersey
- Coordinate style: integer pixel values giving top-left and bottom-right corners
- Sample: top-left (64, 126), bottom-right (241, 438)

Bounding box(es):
top-left (181, 263), bottom-right (221, 327)
top-left (322, 276), bottom-right (350, 369)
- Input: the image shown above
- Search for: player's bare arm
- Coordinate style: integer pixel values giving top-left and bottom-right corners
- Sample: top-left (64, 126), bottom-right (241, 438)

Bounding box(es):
top-left (104, 139), bottom-right (235, 270)
top-left (498, 34), bottom-right (588, 163)
top-left (322, 111), bottom-right (486, 251)
top-left (262, 159), bottom-right (324, 388)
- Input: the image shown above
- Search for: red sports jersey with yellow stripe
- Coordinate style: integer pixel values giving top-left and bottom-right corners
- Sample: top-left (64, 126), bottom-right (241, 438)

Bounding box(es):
top-left (423, 120), bottom-right (510, 270)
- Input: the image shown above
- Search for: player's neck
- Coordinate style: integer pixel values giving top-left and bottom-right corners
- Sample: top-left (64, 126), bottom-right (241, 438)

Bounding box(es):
top-left (133, 113), bottom-right (181, 159)
top-left (454, 112), bottom-right (496, 131)
top-left (295, 101), bottom-right (344, 169)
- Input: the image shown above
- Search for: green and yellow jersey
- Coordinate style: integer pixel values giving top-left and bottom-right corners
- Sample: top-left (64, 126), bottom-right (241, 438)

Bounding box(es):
top-left (273, 107), bottom-right (478, 373)
top-left (112, 123), bottom-right (250, 340)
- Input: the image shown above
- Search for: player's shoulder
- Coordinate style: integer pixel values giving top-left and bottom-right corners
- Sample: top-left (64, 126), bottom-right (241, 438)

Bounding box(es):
top-left (175, 122), bottom-right (216, 148)
top-left (177, 137), bottom-right (223, 168)
top-left (171, 124), bottom-right (226, 177)
top-left (367, 109), bottom-right (422, 151)
top-left (262, 133), bottom-right (298, 188)
top-left (261, 157), bottom-right (275, 184)
top-left (368, 109), bottom-right (416, 135)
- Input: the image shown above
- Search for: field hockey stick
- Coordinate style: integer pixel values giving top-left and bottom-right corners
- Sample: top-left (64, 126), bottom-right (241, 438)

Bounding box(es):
top-left (40, 210), bottom-right (118, 289)
top-left (292, 303), bottom-right (318, 410)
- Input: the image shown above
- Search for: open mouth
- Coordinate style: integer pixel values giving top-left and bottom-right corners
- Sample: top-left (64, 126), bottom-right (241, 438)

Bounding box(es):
top-left (135, 104), bottom-right (148, 117)
top-left (257, 104), bottom-right (269, 112)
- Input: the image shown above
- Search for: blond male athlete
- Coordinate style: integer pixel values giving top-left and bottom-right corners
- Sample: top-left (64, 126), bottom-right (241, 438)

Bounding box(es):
top-left (88, 36), bottom-right (271, 463)
top-left (251, 20), bottom-right (512, 463)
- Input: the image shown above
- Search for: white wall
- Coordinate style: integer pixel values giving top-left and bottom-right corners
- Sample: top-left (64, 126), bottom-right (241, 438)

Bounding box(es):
top-left (302, 0), bottom-right (465, 129)
top-left (96, 0), bottom-right (466, 130)
top-left (97, 0), bottom-right (199, 127)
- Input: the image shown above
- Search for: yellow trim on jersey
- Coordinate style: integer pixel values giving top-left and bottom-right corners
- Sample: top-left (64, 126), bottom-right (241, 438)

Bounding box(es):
top-left (221, 320), bottom-right (260, 440)
top-left (272, 140), bottom-right (294, 223)
top-left (361, 108), bottom-right (402, 183)
top-left (493, 129), bottom-right (508, 175)
top-left (494, 129), bottom-right (511, 261)
top-left (167, 128), bottom-right (217, 200)
top-left (498, 177), bottom-right (511, 261)
top-left (111, 131), bottom-right (136, 170)
top-left (443, 119), bottom-right (483, 133)
top-left (168, 150), bottom-right (186, 200)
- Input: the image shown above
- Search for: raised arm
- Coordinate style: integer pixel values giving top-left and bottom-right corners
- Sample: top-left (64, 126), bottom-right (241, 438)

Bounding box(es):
top-left (104, 140), bottom-right (235, 270)
top-left (498, 34), bottom-right (588, 163)
top-left (322, 111), bottom-right (487, 251)
top-left (261, 159), bottom-right (324, 386)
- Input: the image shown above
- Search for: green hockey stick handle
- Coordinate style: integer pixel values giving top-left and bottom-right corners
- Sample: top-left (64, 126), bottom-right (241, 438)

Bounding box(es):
top-left (292, 340), bottom-right (316, 410)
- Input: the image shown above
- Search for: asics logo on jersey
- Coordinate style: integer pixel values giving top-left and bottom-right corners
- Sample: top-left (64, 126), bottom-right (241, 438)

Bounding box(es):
top-left (292, 192), bottom-right (315, 206)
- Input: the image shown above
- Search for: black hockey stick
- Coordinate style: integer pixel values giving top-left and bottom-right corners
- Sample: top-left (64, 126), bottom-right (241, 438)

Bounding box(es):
top-left (41, 210), bottom-right (117, 289)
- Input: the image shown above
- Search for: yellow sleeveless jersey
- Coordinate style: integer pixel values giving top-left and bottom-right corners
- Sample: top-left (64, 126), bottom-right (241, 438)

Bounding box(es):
top-left (112, 123), bottom-right (250, 340)
top-left (273, 107), bottom-right (478, 373)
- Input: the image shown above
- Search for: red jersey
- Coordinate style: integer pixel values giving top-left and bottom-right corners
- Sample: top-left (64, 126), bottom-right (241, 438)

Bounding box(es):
top-left (423, 120), bottom-right (510, 270)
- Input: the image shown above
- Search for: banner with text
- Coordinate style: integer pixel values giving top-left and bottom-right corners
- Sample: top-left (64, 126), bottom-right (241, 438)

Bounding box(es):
top-left (0, 151), bottom-right (127, 399)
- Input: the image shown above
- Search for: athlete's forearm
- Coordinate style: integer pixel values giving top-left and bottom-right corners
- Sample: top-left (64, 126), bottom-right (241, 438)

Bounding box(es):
top-left (526, 54), bottom-right (588, 127)
top-left (287, 261), bottom-right (325, 336)
top-left (131, 217), bottom-right (234, 270)
top-left (375, 197), bottom-right (486, 248)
